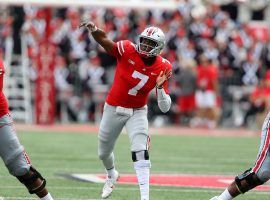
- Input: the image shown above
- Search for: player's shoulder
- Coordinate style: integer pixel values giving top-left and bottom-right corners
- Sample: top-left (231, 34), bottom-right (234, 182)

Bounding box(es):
top-left (158, 56), bottom-right (172, 70)
top-left (116, 40), bottom-right (137, 56)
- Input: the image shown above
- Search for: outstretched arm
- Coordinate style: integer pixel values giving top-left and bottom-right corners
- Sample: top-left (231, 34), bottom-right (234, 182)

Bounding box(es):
top-left (79, 21), bottom-right (115, 53)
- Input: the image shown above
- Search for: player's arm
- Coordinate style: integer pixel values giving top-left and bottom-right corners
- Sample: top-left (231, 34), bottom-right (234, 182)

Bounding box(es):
top-left (156, 69), bottom-right (172, 113)
top-left (79, 21), bottom-right (115, 53)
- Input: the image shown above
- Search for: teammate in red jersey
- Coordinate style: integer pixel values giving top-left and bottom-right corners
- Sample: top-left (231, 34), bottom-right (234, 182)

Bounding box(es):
top-left (80, 21), bottom-right (172, 200)
top-left (0, 59), bottom-right (54, 200)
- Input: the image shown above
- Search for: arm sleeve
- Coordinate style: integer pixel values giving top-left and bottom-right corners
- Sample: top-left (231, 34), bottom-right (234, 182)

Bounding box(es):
top-left (157, 88), bottom-right (171, 113)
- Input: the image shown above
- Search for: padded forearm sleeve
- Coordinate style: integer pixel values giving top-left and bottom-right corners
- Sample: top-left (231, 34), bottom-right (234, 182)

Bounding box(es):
top-left (157, 88), bottom-right (171, 113)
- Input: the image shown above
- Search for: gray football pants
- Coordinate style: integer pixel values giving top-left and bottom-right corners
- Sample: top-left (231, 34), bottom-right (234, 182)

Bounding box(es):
top-left (252, 111), bottom-right (270, 182)
top-left (98, 103), bottom-right (149, 169)
top-left (0, 114), bottom-right (30, 176)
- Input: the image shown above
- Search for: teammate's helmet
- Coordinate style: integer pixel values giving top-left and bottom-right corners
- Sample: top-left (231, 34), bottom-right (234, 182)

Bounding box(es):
top-left (137, 27), bottom-right (165, 57)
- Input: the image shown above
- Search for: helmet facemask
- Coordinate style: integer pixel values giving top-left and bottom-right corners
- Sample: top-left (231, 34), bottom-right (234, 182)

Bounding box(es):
top-left (137, 36), bottom-right (164, 57)
top-left (136, 27), bottom-right (165, 57)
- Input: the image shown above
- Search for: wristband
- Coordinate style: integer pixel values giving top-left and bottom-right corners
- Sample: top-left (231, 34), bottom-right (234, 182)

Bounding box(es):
top-left (156, 84), bottom-right (163, 89)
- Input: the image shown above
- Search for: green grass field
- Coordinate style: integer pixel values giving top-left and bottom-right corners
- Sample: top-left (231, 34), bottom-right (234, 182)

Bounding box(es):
top-left (0, 130), bottom-right (269, 200)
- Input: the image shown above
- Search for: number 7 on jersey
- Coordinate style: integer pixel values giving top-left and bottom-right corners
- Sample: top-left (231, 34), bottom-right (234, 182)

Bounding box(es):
top-left (128, 71), bottom-right (149, 96)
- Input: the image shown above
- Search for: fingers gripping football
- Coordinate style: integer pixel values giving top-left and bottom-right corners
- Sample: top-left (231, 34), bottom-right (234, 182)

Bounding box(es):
top-left (79, 21), bottom-right (98, 32)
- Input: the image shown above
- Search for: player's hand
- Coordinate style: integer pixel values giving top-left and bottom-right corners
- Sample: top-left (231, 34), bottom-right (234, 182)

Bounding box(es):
top-left (79, 21), bottom-right (98, 32)
top-left (156, 69), bottom-right (172, 89)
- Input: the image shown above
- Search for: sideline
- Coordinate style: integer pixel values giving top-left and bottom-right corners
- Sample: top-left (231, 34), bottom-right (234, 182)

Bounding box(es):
top-left (14, 123), bottom-right (259, 137)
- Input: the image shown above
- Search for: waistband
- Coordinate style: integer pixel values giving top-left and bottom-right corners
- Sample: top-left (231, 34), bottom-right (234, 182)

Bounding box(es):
top-left (104, 102), bottom-right (147, 111)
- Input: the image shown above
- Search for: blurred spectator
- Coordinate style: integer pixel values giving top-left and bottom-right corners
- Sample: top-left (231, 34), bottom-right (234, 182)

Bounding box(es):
top-left (78, 52), bottom-right (107, 122)
top-left (54, 55), bottom-right (73, 122)
top-left (242, 80), bottom-right (266, 127)
top-left (3, 1), bottom-right (270, 126)
top-left (79, 52), bottom-right (106, 91)
top-left (243, 70), bottom-right (270, 127)
top-left (176, 58), bottom-right (197, 125)
top-left (191, 55), bottom-right (219, 128)
top-left (55, 55), bottom-right (73, 94)
top-left (241, 54), bottom-right (261, 86)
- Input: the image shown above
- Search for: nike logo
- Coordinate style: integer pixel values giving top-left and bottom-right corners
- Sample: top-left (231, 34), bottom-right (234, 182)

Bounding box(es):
top-left (150, 72), bottom-right (157, 76)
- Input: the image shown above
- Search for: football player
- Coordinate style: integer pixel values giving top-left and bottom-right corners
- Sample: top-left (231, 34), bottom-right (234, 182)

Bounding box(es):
top-left (0, 59), bottom-right (53, 200)
top-left (80, 21), bottom-right (172, 200)
top-left (210, 112), bottom-right (270, 200)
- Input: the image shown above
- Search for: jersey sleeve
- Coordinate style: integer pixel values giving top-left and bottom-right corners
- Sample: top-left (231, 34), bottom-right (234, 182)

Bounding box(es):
top-left (108, 40), bottom-right (136, 58)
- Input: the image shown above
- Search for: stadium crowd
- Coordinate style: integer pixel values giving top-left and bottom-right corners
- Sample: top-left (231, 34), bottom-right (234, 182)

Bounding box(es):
top-left (1, 1), bottom-right (270, 128)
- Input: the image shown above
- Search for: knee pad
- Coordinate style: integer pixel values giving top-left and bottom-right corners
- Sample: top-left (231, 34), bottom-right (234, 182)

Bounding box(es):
top-left (132, 150), bottom-right (149, 162)
top-left (16, 166), bottom-right (46, 194)
top-left (235, 168), bottom-right (263, 194)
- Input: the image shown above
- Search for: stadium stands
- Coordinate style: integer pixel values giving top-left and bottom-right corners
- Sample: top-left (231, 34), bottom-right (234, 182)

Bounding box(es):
top-left (0, 1), bottom-right (269, 128)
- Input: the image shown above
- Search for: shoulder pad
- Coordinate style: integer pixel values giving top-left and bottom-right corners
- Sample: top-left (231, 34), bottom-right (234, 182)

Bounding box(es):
top-left (116, 40), bottom-right (136, 56)
top-left (161, 57), bottom-right (172, 70)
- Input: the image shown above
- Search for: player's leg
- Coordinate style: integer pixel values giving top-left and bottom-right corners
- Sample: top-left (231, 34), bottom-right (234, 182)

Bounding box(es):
top-left (191, 90), bottom-right (205, 127)
top-left (205, 91), bottom-right (217, 129)
top-left (210, 112), bottom-right (270, 200)
top-left (98, 103), bottom-right (127, 174)
top-left (0, 114), bottom-right (53, 200)
top-left (98, 103), bottom-right (128, 198)
top-left (210, 165), bottom-right (268, 200)
top-left (126, 106), bottom-right (150, 200)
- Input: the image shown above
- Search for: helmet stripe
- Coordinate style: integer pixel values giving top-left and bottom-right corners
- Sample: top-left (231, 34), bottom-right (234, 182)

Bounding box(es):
top-left (147, 27), bottom-right (155, 36)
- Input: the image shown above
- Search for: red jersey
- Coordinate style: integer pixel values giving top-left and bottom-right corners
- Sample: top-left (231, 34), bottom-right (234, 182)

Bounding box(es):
top-left (106, 40), bottom-right (172, 108)
top-left (0, 59), bottom-right (9, 117)
top-left (197, 64), bottom-right (218, 91)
